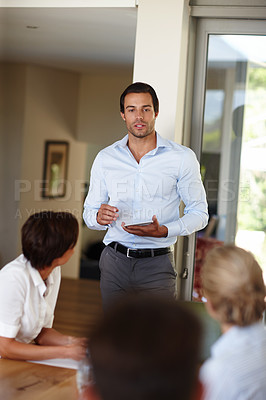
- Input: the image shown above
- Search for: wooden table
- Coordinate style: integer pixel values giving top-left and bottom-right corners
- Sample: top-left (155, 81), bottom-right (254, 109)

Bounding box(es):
top-left (0, 358), bottom-right (78, 400)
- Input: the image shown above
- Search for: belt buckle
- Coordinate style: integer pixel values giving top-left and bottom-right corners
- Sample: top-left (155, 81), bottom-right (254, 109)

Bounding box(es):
top-left (126, 248), bottom-right (133, 258)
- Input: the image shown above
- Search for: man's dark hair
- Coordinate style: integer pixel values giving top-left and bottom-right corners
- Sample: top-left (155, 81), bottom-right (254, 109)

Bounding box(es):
top-left (89, 293), bottom-right (202, 400)
top-left (120, 82), bottom-right (159, 114)
top-left (22, 211), bottom-right (79, 270)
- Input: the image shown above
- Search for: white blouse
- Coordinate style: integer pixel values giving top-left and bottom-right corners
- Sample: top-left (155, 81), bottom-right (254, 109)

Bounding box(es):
top-left (0, 254), bottom-right (61, 344)
top-left (200, 323), bottom-right (266, 400)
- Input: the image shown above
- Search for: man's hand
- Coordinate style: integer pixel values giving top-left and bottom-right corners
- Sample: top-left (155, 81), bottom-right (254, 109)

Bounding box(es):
top-left (97, 204), bottom-right (119, 226)
top-left (121, 215), bottom-right (168, 238)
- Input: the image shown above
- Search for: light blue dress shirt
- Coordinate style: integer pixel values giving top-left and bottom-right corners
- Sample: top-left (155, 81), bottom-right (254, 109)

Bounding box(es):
top-left (200, 322), bottom-right (266, 400)
top-left (83, 133), bottom-right (208, 248)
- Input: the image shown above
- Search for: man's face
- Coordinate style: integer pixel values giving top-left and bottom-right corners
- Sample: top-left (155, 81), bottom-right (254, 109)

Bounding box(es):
top-left (120, 92), bottom-right (158, 139)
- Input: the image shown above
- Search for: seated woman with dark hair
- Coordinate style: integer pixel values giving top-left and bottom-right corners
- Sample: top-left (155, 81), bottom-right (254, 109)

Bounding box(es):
top-left (0, 211), bottom-right (87, 361)
top-left (200, 245), bottom-right (266, 400)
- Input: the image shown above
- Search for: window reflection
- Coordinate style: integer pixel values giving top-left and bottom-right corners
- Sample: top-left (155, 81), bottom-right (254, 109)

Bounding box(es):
top-left (193, 35), bottom-right (266, 302)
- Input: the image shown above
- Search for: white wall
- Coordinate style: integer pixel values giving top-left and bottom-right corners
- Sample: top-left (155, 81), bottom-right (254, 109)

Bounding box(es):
top-left (133, 0), bottom-right (190, 144)
top-left (3, 0), bottom-right (136, 6)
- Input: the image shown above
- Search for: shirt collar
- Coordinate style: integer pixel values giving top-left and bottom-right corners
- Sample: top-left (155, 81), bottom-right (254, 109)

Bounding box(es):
top-left (115, 132), bottom-right (171, 152)
top-left (115, 134), bottom-right (128, 148)
top-left (25, 257), bottom-right (54, 296)
top-left (156, 132), bottom-right (172, 149)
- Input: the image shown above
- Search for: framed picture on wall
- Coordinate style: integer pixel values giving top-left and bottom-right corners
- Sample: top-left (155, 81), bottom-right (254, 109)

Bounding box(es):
top-left (42, 141), bottom-right (69, 198)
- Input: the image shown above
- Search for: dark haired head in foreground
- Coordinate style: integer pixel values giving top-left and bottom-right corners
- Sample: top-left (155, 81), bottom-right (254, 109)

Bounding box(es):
top-left (22, 210), bottom-right (79, 270)
top-left (84, 294), bottom-right (203, 400)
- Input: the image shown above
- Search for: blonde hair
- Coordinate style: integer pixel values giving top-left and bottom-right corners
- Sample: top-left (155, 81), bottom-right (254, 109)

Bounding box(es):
top-left (201, 245), bottom-right (266, 326)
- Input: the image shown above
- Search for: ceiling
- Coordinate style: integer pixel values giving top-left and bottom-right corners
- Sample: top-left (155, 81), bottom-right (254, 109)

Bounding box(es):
top-left (0, 7), bottom-right (137, 72)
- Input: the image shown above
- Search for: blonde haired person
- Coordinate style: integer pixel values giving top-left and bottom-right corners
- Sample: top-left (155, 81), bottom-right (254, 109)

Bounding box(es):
top-left (200, 245), bottom-right (266, 400)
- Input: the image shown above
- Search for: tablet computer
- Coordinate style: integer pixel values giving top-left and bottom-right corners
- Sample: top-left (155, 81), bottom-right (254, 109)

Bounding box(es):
top-left (124, 221), bottom-right (152, 227)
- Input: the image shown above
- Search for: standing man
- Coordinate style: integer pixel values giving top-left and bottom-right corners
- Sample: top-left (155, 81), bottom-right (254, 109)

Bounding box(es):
top-left (83, 82), bottom-right (208, 309)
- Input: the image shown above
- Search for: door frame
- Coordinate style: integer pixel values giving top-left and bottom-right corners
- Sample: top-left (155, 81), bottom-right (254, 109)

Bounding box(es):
top-left (179, 18), bottom-right (266, 301)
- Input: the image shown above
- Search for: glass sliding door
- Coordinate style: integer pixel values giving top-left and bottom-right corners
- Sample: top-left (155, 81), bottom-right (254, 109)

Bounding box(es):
top-left (189, 20), bottom-right (266, 302)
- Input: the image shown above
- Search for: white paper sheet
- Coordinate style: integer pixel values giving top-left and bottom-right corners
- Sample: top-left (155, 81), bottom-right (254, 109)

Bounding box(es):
top-left (27, 358), bottom-right (79, 369)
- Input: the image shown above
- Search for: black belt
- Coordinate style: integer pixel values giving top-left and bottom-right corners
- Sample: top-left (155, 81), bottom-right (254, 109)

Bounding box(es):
top-left (108, 242), bottom-right (172, 258)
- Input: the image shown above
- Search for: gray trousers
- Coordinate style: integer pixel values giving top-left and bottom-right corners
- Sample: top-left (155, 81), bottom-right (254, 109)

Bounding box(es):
top-left (99, 245), bottom-right (177, 310)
